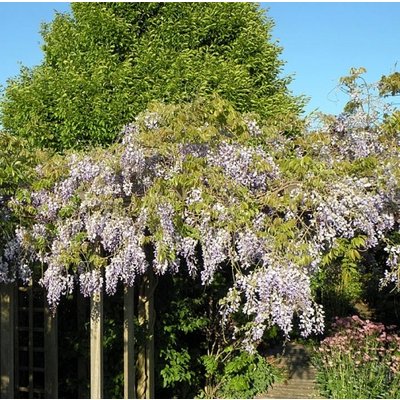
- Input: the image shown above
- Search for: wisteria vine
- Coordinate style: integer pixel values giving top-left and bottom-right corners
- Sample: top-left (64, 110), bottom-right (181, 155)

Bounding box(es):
top-left (1, 92), bottom-right (399, 348)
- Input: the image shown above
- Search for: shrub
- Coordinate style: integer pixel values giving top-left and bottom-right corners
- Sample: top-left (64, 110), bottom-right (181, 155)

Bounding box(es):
top-left (200, 349), bottom-right (282, 399)
top-left (313, 315), bottom-right (400, 399)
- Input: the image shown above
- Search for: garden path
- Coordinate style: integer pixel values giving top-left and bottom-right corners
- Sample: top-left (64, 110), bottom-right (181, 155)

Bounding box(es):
top-left (256, 342), bottom-right (323, 399)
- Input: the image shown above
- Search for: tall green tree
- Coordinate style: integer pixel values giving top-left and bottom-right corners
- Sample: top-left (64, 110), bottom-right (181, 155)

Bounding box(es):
top-left (0, 2), bottom-right (303, 151)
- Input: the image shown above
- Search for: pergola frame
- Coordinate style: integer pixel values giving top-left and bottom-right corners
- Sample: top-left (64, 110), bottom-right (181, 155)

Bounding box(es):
top-left (0, 284), bottom-right (143, 399)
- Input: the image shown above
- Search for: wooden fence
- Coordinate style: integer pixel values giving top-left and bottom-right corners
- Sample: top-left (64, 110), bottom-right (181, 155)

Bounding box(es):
top-left (0, 283), bottom-right (147, 399)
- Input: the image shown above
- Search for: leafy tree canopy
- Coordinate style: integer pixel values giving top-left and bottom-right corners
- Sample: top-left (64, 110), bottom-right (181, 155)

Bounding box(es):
top-left (0, 2), bottom-right (304, 151)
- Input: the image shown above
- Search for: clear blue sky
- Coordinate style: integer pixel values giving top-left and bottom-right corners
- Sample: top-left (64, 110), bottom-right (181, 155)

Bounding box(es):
top-left (262, 2), bottom-right (400, 115)
top-left (0, 2), bottom-right (399, 116)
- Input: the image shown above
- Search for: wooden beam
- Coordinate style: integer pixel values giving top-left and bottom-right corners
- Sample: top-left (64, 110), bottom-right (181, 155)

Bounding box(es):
top-left (77, 292), bottom-right (89, 399)
top-left (136, 271), bottom-right (155, 399)
top-left (44, 307), bottom-right (58, 398)
top-left (28, 286), bottom-right (33, 398)
top-left (0, 284), bottom-right (15, 399)
top-left (90, 292), bottom-right (103, 399)
top-left (146, 273), bottom-right (155, 400)
top-left (124, 286), bottom-right (135, 399)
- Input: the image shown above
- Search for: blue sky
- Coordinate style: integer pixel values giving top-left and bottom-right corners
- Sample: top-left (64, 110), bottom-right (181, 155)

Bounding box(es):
top-left (0, 2), bottom-right (399, 116)
top-left (262, 2), bottom-right (400, 115)
top-left (0, 3), bottom-right (70, 82)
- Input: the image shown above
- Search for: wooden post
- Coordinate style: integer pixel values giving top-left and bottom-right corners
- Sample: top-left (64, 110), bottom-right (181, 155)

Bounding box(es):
top-left (136, 271), bottom-right (155, 399)
top-left (44, 307), bottom-right (58, 398)
top-left (124, 286), bottom-right (135, 399)
top-left (28, 286), bottom-right (33, 396)
top-left (0, 284), bottom-right (15, 399)
top-left (90, 291), bottom-right (103, 399)
top-left (147, 273), bottom-right (155, 400)
top-left (77, 292), bottom-right (89, 399)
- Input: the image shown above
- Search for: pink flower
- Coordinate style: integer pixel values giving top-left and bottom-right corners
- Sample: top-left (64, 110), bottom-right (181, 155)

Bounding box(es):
top-left (363, 354), bottom-right (371, 362)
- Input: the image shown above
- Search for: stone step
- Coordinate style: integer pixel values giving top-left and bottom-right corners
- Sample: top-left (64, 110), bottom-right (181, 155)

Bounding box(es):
top-left (264, 393), bottom-right (320, 399)
top-left (270, 382), bottom-right (318, 389)
top-left (256, 343), bottom-right (324, 399)
top-left (263, 390), bottom-right (321, 399)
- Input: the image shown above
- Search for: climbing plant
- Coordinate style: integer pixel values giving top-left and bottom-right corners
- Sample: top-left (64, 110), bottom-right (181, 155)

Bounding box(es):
top-left (4, 75), bottom-right (399, 349)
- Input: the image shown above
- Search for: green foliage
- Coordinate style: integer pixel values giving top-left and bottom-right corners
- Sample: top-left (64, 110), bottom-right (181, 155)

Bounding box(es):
top-left (0, 3), bottom-right (303, 151)
top-left (160, 348), bottom-right (194, 390)
top-left (197, 349), bottom-right (280, 399)
top-left (155, 272), bottom-right (223, 398)
top-left (155, 271), bottom-right (281, 399)
top-left (0, 131), bottom-right (38, 196)
top-left (157, 290), bottom-right (208, 393)
top-left (0, 132), bottom-right (40, 247)
top-left (382, 110), bottom-right (400, 135)
top-left (215, 351), bottom-right (278, 399)
top-left (379, 72), bottom-right (400, 97)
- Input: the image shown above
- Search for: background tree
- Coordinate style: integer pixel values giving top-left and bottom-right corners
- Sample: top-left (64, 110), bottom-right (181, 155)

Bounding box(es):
top-left (0, 2), bottom-right (304, 152)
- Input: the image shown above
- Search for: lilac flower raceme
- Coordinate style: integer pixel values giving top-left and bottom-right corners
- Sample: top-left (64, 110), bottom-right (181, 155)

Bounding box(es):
top-left (0, 228), bottom-right (33, 285)
top-left (40, 263), bottom-right (74, 311)
top-left (79, 268), bottom-right (104, 298)
top-left (207, 142), bottom-right (280, 192)
top-left (199, 223), bottom-right (230, 285)
top-left (309, 177), bottom-right (395, 250)
top-left (380, 244), bottom-right (400, 289)
top-left (222, 260), bottom-right (324, 350)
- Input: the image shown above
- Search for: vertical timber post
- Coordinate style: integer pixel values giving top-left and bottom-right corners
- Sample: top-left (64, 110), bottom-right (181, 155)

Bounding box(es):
top-left (44, 307), bottom-right (58, 398)
top-left (136, 271), bottom-right (155, 399)
top-left (124, 286), bottom-right (135, 399)
top-left (147, 272), bottom-right (155, 400)
top-left (77, 293), bottom-right (89, 399)
top-left (0, 284), bottom-right (15, 399)
top-left (90, 291), bottom-right (103, 399)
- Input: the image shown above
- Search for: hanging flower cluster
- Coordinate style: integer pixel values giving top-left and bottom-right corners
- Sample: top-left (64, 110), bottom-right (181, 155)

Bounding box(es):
top-left (0, 227), bottom-right (32, 285)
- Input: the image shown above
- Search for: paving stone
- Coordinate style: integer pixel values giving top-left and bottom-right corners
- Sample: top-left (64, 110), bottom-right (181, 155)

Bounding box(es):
top-left (255, 343), bottom-right (324, 399)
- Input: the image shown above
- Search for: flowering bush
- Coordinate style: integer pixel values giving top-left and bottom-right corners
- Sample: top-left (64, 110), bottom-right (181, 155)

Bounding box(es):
top-left (2, 69), bottom-right (400, 351)
top-left (313, 315), bottom-right (400, 398)
top-left (5, 97), bottom-right (328, 346)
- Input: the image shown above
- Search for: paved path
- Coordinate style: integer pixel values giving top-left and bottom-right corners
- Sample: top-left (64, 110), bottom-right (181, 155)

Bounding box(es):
top-left (256, 343), bottom-right (323, 399)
